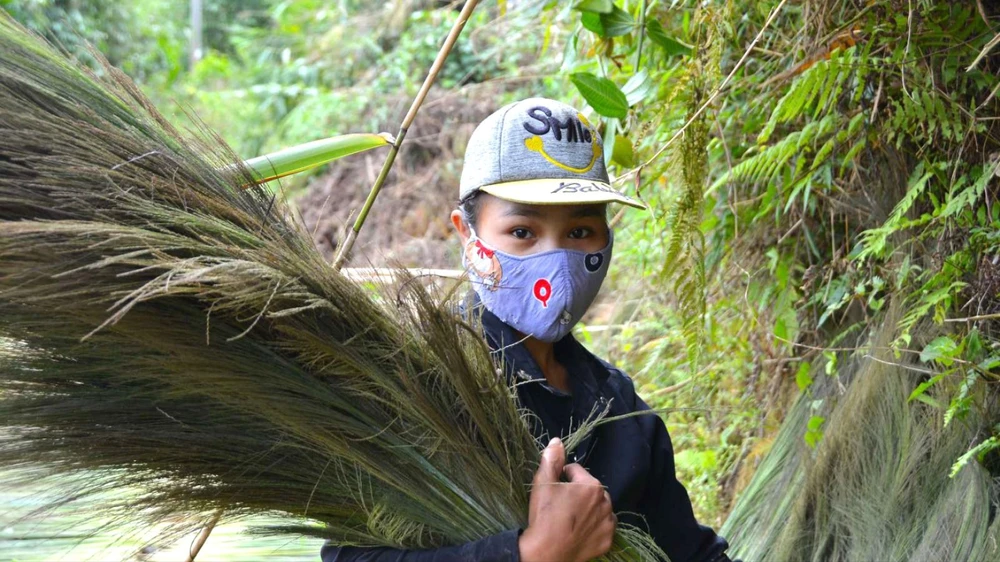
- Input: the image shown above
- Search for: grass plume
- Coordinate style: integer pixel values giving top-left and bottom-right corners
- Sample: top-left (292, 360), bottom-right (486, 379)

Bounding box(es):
top-left (723, 310), bottom-right (1000, 562)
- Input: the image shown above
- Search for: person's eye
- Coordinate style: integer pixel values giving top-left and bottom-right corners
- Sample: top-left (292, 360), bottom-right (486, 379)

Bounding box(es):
top-left (568, 227), bottom-right (593, 239)
top-left (511, 228), bottom-right (533, 239)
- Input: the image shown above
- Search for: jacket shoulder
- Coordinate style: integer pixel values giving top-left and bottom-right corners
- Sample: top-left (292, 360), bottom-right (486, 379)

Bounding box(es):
top-left (595, 358), bottom-right (641, 408)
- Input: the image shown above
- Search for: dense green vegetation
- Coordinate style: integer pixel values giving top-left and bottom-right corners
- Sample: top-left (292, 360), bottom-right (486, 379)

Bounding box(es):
top-left (3, 0), bottom-right (1000, 559)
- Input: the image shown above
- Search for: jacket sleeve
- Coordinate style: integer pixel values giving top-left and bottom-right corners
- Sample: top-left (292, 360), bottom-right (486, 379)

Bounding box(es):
top-left (320, 529), bottom-right (521, 562)
top-left (624, 381), bottom-right (731, 562)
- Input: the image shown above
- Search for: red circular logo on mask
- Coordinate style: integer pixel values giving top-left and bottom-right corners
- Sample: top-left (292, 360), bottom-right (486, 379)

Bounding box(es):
top-left (533, 279), bottom-right (552, 308)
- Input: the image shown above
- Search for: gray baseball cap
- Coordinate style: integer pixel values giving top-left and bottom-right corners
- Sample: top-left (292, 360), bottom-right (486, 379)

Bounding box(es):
top-left (459, 97), bottom-right (645, 209)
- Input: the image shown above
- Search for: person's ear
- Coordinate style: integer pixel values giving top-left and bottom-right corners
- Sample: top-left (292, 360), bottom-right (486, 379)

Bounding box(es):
top-left (450, 209), bottom-right (470, 242)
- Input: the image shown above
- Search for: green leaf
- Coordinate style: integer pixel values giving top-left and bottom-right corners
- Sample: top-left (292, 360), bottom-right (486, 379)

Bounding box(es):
top-left (824, 350), bottom-right (837, 376)
top-left (622, 70), bottom-right (653, 106)
top-left (914, 393), bottom-right (946, 409)
top-left (908, 373), bottom-right (944, 402)
top-left (580, 12), bottom-right (606, 36)
top-left (920, 336), bottom-right (958, 366)
top-left (580, 4), bottom-right (635, 37)
top-left (603, 117), bottom-right (618, 168)
top-left (240, 133), bottom-right (392, 184)
top-left (795, 362), bottom-right (814, 391)
top-left (645, 19), bottom-right (692, 56)
top-left (804, 415), bottom-right (825, 448)
top-left (571, 73), bottom-right (629, 118)
top-left (978, 355), bottom-right (1000, 371)
top-left (611, 134), bottom-right (635, 167)
top-left (601, 5), bottom-right (636, 37)
top-left (573, 0), bottom-right (613, 13)
top-left (950, 436), bottom-right (1000, 478)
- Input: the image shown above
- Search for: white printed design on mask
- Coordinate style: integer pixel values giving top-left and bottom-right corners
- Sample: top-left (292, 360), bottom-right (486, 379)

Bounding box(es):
top-left (464, 236), bottom-right (503, 291)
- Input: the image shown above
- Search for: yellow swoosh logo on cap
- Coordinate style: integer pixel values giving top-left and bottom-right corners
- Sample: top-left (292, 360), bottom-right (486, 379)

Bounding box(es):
top-left (524, 113), bottom-right (601, 174)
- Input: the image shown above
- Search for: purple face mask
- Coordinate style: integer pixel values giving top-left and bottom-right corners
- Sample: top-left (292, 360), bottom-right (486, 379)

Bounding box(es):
top-left (462, 227), bottom-right (613, 342)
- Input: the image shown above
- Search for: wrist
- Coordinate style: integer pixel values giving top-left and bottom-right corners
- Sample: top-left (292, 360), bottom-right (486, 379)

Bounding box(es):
top-left (517, 527), bottom-right (546, 562)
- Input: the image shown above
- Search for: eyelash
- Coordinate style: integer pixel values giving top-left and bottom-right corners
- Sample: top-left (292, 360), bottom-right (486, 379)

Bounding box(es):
top-left (509, 227), bottom-right (592, 239)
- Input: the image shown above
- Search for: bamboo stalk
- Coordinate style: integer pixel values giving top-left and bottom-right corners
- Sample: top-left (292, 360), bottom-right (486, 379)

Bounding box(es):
top-left (185, 510), bottom-right (222, 562)
top-left (332, 0), bottom-right (481, 270)
top-left (340, 267), bottom-right (465, 282)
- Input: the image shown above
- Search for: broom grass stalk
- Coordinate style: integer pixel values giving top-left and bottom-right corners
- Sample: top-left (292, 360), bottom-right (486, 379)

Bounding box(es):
top-left (196, 127), bottom-right (393, 555)
top-left (332, 0), bottom-right (481, 270)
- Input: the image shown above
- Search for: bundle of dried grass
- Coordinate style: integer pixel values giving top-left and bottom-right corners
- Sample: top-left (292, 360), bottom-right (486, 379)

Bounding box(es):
top-left (0, 13), bottom-right (662, 560)
top-left (722, 313), bottom-right (1000, 562)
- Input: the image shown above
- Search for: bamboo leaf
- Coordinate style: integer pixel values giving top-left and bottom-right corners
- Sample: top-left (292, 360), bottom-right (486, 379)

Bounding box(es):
top-left (571, 73), bottom-right (629, 118)
top-left (240, 133), bottom-right (392, 184)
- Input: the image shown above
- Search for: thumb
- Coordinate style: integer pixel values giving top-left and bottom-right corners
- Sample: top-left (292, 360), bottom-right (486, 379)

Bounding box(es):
top-left (533, 437), bottom-right (566, 486)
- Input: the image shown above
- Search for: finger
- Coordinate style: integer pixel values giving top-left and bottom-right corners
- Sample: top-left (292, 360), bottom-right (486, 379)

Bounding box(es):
top-left (603, 490), bottom-right (612, 505)
top-left (533, 437), bottom-right (565, 486)
top-left (563, 462), bottom-right (598, 483)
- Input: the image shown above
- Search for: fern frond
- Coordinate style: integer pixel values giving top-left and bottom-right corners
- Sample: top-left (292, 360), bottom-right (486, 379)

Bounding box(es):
top-left (758, 46), bottom-right (869, 144)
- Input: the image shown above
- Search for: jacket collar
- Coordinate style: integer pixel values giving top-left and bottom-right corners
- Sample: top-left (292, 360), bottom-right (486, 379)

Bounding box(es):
top-left (465, 292), bottom-right (609, 398)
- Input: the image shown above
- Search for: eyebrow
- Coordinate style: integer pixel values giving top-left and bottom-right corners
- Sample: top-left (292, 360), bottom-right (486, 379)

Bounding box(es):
top-left (571, 206), bottom-right (607, 218)
top-left (501, 204), bottom-right (544, 218)
top-left (500, 203), bottom-right (607, 219)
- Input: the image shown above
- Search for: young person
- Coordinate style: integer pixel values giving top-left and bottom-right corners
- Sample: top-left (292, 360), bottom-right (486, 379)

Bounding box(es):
top-left (322, 98), bottom-right (736, 562)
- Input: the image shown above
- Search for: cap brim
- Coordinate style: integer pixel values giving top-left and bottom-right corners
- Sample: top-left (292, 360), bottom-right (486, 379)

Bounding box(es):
top-left (479, 178), bottom-right (646, 210)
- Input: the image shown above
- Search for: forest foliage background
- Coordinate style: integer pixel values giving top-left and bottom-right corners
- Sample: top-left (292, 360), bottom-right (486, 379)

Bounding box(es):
top-left (3, 0), bottom-right (1000, 555)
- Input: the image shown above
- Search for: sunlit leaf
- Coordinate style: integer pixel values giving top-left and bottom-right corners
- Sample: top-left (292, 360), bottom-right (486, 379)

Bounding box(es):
top-left (580, 12), bottom-right (606, 36)
top-left (804, 416), bottom-right (825, 448)
top-left (920, 336), bottom-right (958, 366)
top-left (611, 134), bottom-right (635, 167)
top-left (573, 0), bottom-right (613, 13)
top-left (570, 72), bottom-right (628, 118)
top-left (622, 69), bottom-right (653, 106)
top-left (795, 362), bottom-right (813, 391)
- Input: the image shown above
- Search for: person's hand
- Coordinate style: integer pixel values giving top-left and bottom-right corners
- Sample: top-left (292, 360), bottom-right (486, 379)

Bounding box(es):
top-left (518, 437), bottom-right (617, 562)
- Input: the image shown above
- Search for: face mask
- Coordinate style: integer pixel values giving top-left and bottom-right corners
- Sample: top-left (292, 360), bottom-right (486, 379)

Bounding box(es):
top-left (462, 226), bottom-right (613, 342)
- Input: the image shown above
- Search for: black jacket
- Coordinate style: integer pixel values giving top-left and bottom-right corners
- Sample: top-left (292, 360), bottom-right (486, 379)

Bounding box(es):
top-left (321, 302), bottom-right (731, 562)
